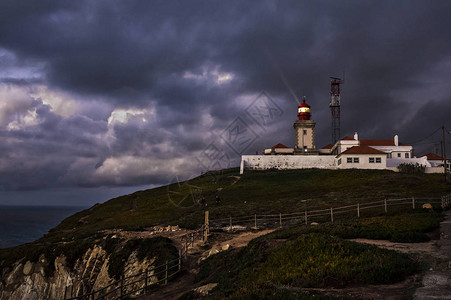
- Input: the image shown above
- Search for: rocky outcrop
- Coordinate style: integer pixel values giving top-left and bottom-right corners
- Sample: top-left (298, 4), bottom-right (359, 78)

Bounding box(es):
top-left (0, 245), bottom-right (155, 300)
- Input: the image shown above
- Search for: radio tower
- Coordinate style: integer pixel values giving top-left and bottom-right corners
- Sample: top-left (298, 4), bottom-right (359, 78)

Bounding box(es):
top-left (330, 77), bottom-right (343, 144)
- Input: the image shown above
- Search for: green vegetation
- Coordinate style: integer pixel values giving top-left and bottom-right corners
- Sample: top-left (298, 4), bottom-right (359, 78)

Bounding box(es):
top-left (269, 211), bottom-right (442, 243)
top-left (398, 163), bottom-right (426, 173)
top-left (194, 210), bottom-right (441, 298)
top-left (0, 168), bottom-right (449, 279)
top-left (36, 168), bottom-right (451, 243)
top-left (195, 210), bottom-right (439, 299)
top-left (197, 233), bottom-right (417, 299)
top-left (180, 285), bottom-right (341, 300)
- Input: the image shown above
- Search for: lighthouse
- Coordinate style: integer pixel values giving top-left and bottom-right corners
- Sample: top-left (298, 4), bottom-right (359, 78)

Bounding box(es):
top-left (294, 97), bottom-right (319, 155)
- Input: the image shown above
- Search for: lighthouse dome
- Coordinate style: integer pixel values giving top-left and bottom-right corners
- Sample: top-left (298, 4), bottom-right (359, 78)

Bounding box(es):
top-left (297, 97), bottom-right (311, 120)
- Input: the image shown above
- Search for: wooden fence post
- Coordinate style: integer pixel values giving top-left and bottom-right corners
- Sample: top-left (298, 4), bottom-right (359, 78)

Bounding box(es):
top-left (120, 276), bottom-right (124, 299)
top-left (330, 208), bottom-right (334, 223)
top-left (229, 216), bottom-right (232, 231)
top-left (357, 203), bottom-right (360, 218)
top-left (305, 211), bottom-right (308, 225)
top-left (205, 210), bottom-right (209, 235)
top-left (279, 213), bottom-right (282, 228)
top-left (144, 268), bottom-right (148, 294)
top-left (384, 199), bottom-right (387, 213)
top-left (254, 214), bottom-right (257, 229)
top-left (178, 249), bottom-right (182, 272)
top-left (165, 261), bottom-right (168, 285)
top-left (412, 196), bottom-right (415, 209)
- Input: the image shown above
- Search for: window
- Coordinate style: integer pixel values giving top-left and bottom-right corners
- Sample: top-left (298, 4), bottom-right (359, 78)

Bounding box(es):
top-left (405, 153), bottom-right (409, 158)
top-left (347, 157), bottom-right (352, 163)
top-left (376, 157), bottom-right (381, 163)
top-left (303, 130), bottom-right (307, 135)
top-left (387, 153), bottom-right (392, 158)
top-left (369, 157), bottom-right (375, 163)
top-left (397, 153), bottom-right (401, 158)
top-left (353, 157), bottom-right (359, 163)
top-left (338, 158), bottom-right (342, 165)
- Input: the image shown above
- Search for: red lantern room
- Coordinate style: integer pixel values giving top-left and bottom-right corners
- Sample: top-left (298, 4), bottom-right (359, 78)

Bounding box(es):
top-left (297, 97), bottom-right (311, 120)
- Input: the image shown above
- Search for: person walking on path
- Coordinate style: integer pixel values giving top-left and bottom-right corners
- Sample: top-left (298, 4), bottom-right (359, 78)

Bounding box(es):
top-left (200, 197), bottom-right (206, 209)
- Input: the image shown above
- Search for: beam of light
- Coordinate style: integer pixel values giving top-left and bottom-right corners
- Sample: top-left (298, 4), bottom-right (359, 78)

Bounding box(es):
top-left (261, 46), bottom-right (299, 105)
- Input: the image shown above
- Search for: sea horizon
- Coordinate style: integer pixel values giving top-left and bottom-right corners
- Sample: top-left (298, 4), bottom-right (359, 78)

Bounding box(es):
top-left (0, 205), bottom-right (88, 249)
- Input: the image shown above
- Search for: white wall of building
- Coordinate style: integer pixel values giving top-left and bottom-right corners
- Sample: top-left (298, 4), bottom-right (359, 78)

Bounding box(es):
top-left (263, 148), bottom-right (294, 155)
top-left (425, 167), bottom-right (444, 174)
top-left (386, 157), bottom-right (431, 168)
top-left (331, 139), bottom-right (358, 155)
top-left (240, 155), bottom-right (336, 174)
top-left (337, 154), bottom-right (386, 169)
top-left (372, 146), bottom-right (412, 158)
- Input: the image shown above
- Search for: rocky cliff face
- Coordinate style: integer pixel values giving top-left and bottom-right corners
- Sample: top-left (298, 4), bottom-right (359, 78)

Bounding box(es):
top-left (0, 245), bottom-right (154, 300)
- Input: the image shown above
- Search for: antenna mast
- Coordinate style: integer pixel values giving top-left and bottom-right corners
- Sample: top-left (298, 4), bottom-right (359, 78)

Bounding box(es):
top-left (330, 77), bottom-right (343, 144)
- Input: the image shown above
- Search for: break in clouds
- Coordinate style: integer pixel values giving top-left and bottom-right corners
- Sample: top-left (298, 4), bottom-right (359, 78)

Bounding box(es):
top-left (0, 1), bottom-right (450, 204)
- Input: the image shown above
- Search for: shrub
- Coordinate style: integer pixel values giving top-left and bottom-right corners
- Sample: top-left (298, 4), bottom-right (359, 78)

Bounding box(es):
top-left (199, 233), bottom-right (418, 298)
top-left (398, 163), bottom-right (425, 173)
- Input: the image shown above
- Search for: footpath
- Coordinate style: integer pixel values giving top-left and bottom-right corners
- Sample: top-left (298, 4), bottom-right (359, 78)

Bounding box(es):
top-left (414, 209), bottom-right (451, 299)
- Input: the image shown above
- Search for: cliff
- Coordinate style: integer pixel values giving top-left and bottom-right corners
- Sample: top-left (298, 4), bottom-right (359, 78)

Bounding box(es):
top-left (0, 236), bottom-right (177, 300)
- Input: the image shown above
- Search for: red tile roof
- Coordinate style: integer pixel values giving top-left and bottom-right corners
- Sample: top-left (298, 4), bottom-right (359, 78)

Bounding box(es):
top-left (360, 140), bottom-right (408, 146)
top-left (423, 152), bottom-right (447, 160)
top-left (339, 146), bottom-right (386, 155)
top-left (341, 136), bottom-right (355, 141)
top-left (271, 143), bottom-right (289, 149)
top-left (321, 144), bottom-right (333, 149)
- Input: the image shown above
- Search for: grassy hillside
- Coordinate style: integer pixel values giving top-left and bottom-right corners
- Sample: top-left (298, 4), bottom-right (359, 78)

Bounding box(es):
top-left (34, 168), bottom-right (451, 243)
top-left (1, 168), bottom-right (450, 262)
top-left (193, 214), bottom-right (430, 299)
top-left (0, 168), bottom-right (449, 296)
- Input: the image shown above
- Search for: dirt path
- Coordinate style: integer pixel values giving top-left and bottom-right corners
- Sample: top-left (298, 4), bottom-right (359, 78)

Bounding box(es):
top-left (413, 209), bottom-right (451, 299)
top-left (138, 229), bottom-right (274, 300)
top-left (348, 238), bottom-right (437, 254)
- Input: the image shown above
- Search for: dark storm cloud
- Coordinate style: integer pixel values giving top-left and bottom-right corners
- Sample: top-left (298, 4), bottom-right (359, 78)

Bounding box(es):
top-left (0, 0), bottom-right (450, 203)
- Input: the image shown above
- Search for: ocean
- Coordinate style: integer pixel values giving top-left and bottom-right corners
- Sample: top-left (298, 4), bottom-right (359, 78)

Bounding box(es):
top-left (0, 206), bottom-right (86, 249)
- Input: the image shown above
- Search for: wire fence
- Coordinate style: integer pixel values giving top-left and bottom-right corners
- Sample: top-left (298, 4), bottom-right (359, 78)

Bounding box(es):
top-left (209, 195), bottom-right (451, 231)
top-left (64, 194), bottom-right (451, 300)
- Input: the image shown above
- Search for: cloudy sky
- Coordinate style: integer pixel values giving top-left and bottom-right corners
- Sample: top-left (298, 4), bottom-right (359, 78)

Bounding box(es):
top-left (0, 1), bottom-right (450, 206)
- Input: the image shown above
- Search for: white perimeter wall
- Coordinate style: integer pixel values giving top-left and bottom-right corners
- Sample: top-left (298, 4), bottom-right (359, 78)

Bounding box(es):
top-left (386, 157), bottom-right (431, 168)
top-left (425, 167), bottom-right (444, 174)
top-left (240, 155), bottom-right (336, 174)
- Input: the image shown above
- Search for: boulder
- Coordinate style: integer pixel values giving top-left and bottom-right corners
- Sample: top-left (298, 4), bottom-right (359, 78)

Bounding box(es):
top-left (194, 283), bottom-right (218, 296)
top-left (23, 261), bottom-right (33, 276)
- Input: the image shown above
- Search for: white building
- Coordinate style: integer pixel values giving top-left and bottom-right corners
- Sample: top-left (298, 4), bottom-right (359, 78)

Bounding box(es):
top-left (240, 97), bottom-right (442, 174)
top-left (336, 145), bottom-right (386, 169)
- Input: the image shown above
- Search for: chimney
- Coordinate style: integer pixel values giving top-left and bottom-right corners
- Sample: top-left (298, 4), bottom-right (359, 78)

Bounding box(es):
top-left (394, 135), bottom-right (399, 146)
top-left (354, 132), bottom-right (359, 141)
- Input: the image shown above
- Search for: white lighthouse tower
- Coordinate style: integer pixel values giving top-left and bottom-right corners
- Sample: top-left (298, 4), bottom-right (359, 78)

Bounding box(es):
top-left (294, 97), bottom-right (319, 155)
